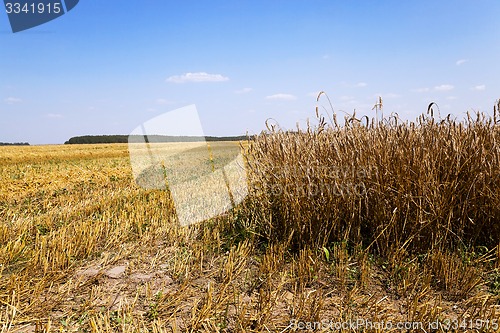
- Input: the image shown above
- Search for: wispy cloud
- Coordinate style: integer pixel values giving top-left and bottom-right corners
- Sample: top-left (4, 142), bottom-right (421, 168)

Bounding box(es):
top-left (4, 97), bottom-right (22, 105)
top-left (266, 93), bottom-right (297, 101)
top-left (155, 98), bottom-right (173, 105)
top-left (471, 84), bottom-right (486, 91)
top-left (234, 87), bottom-right (253, 94)
top-left (166, 72), bottom-right (229, 83)
top-left (456, 59), bottom-right (468, 66)
top-left (322, 54), bottom-right (330, 60)
top-left (46, 113), bottom-right (63, 118)
top-left (434, 84), bottom-right (454, 91)
top-left (412, 87), bottom-right (430, 93)
top-left (446, 96), bottom-right (457, 100)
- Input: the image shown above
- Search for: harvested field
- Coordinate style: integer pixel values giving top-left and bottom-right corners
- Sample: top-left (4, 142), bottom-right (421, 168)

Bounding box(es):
top-left (1, 104), bottom-right (500, 332)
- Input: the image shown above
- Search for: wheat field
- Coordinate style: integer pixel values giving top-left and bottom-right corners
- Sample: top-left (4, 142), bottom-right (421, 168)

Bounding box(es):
top-left (1, 103), bottom-right (500, 332)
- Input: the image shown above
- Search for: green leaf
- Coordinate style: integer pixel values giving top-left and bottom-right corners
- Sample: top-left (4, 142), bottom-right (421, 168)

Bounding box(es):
top-left (322, 247), bottom-right (330, 262)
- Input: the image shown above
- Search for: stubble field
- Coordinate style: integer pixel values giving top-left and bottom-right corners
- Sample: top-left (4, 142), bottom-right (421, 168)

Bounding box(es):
top-left (2, 106), bottom-right (500, 332)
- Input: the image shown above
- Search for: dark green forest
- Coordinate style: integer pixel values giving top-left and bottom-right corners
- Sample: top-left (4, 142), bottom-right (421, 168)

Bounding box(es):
top-left (0, 142), bottom-right (30, 146)
top-left (65, 135), bottom-right (253, 144)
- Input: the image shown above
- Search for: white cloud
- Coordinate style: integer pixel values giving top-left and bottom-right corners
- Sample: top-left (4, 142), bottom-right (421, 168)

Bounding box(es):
top-left (434, 84), bottom-right (454, 91)
top-left (266, 93), bottom-right (297, 101)
top-left (166, 72), bottom-right (229, 83)
top-left (472, 84), bottom-right (486, 91)
top-left (234, 88), bottom-right (253, 94)
top-left (456, 59), bottom-right (468, 66)
top-left (412, 87), bottom-right (430, 93)
top-left (341, 82), bottom-right (368, 88)
top-left (4, 97), bottom-right (22, 105)
top-left (155, 98), bottom-right (172, 105)
top-left (446, 96), bottom-right (457, 100)
top-left (46, 113), bottom-right (63, 118)
top-left (322, 54), bottom-right (330, 60)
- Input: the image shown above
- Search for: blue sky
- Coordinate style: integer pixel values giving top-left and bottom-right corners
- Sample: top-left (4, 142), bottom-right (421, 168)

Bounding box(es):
top-left (1, 1), bottom-right (499, 144)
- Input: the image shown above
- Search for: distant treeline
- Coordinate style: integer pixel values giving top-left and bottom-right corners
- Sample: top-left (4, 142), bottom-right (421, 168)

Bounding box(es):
top-left (0, 142), bottom-right (30, 146)
top-left (65, 135), bottom-right (254, 144)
